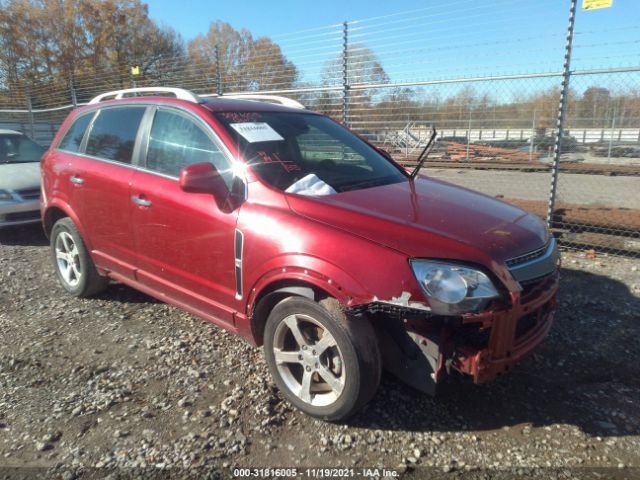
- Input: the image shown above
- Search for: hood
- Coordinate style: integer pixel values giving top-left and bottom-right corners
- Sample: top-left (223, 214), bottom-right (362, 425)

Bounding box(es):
top-left (286, 175), bottom-right (548, 263)
top-left (0, 162), bottom-right (41, 191)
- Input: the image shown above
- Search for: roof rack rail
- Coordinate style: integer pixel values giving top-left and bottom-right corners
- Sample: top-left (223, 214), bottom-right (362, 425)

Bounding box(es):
top-left (88, 87), bottom-right (201, 104)
top-left (202, 93), bottom-right (305, 110)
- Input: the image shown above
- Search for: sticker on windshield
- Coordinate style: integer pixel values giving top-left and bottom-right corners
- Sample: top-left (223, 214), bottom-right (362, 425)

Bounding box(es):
top-left (229, 122), bottom-right (284, 143)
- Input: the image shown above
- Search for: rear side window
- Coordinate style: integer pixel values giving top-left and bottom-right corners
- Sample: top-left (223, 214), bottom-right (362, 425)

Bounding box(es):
top-left (86, 107), bottom-right (145, 163)
top-left (146, 109), bottom-right (230, 183)
top-left (57, 113), bottom-right (93, 153)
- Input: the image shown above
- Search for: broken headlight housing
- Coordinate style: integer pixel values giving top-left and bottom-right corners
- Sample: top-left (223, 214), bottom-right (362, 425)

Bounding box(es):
top-left (410, 260), bottom-right (500, 315)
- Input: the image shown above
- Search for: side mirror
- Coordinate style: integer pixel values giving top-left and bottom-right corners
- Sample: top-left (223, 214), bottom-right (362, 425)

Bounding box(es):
top-left (180, 162), bottom-right (227, 194)
top-left (179, 162), bottom-right (233, 210)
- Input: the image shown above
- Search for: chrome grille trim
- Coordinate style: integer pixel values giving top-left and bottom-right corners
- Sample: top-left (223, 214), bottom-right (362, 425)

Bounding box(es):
top-left (506, 241), bottom-right (549, 268)
top-left (507, 237), bottom-right (559, 284)
top-left (16, 188), bottom-right (41, 200)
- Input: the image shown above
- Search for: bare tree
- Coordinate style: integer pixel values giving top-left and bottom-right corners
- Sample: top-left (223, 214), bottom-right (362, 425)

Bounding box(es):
top-left (187, 21), bottom-right (297, 93)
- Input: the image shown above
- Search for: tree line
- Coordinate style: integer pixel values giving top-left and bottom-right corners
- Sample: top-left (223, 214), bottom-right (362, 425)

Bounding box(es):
top-left (1, 0), bottom-right (638, 132)
top-left (0, 0), bottom-right (297, 104)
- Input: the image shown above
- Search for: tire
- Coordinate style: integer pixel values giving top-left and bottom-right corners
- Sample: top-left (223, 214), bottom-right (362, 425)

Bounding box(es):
top-left (50, 217), bottom-right (109, 297)
top-left (263, 296), bottom-right (381, 421)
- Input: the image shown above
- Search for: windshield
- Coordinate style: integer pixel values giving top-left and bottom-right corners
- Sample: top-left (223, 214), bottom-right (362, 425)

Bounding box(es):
top-left (0, 134), bottom-right (45, 164)
top-left (214, 111), bottom-right (406, 193)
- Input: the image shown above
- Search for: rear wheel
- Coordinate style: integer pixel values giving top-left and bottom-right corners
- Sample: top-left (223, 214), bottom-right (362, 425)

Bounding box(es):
top-left (263, 296), bottom-right (381, 421)
top-left (51, 217), bottom-right (109, 297)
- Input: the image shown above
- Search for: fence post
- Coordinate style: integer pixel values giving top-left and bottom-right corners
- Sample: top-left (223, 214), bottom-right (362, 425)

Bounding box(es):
top-left (342, 21), bottom-right (350, 126)
top-left (529, 109), bottom-right (536, 162)
top-left (70, 75), bottom-right (77, 107)
top-left (466, 106), bottom-right (472, 160)
top-left (607, 100), bottom-right (617, 162)
top-left (215, 44), bottom-right (223, 95)
top-left (546, 0), bottom-right (577, 228)
top-left (25, 87), bottom-right (35, 139)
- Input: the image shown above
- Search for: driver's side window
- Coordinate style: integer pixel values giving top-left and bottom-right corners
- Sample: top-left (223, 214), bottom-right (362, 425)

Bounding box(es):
top-left (146, 109), bottom-right (231, 185)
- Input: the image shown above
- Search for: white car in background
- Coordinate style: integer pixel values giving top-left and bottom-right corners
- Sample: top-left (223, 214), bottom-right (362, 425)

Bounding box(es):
top-left (0, 129), bottom-right (45, 227)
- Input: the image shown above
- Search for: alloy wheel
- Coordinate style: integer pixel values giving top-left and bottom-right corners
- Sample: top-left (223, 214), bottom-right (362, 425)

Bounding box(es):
top-left (272, 313), bottom-right (346, 406)
top-left (55, 231), bottom-right (82, 287)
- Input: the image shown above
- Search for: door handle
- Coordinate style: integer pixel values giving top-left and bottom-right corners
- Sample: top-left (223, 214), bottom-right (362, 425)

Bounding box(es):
top-left (131, 195), bottom-right (152, 207)
top-left (70, 175), bottom-right (84, 185)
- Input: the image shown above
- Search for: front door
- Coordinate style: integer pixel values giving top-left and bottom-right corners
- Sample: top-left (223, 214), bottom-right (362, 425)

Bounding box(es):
top-left (130, 107), bottom-right (238, 324)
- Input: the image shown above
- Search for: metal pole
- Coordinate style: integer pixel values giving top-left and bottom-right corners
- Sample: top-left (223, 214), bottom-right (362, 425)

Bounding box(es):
top-left (342, 21), bottom-right (349, 126)
top-left (607, 100), bottom-right (617, 162)
top-left (130, 65), bottom-right (136, 89)
top-left (405, 115), bottom-right (409, 158)
top-left (70, 75), bottom-right (77, 107)
top-left (466, 105), bottom-right (472, 161)
top-left (25, 87), bottom-right (35, 139)
top-left (215, 44), bottom-right (222, 95)
top-left (530, 108), bottom-right (536, 162)
top-left (546, 0), bottom-right (577, 228)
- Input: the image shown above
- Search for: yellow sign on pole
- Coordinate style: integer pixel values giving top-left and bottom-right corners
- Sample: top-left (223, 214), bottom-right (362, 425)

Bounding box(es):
top-left (131, 65), bottom-right (140, 76)
top-left (582, 0), bottom-right (613, 10)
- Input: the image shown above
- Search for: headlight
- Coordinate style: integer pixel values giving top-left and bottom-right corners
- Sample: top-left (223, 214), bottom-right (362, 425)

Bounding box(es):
top-left (410, 260), bottom-right (500, 315)
top-left (0, 189), bottom-right (15, 202)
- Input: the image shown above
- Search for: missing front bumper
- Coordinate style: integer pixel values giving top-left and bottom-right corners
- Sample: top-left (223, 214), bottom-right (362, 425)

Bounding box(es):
top-left (358, 270), bottom-right (559, 394)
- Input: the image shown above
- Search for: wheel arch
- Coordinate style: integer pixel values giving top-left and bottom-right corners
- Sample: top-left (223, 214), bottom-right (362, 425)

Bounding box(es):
top-left (43, 201), bottom-right (87, 243)
top-left (248, 278), bottom-right (330, 347)
top-left (243, 256), bottom-right (375, 345)
top-left (43, 206), bottom-right (68, 238)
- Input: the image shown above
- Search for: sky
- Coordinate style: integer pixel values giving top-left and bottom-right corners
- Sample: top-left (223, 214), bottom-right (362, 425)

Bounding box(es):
top-left (146, 0), bottom-right (640, 98)
top-left (146, 0), bottom-right (637, 46)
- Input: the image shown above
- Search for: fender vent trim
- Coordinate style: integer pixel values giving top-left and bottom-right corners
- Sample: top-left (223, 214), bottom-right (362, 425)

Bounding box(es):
top-left (234, 229), bottom-right (244, 300)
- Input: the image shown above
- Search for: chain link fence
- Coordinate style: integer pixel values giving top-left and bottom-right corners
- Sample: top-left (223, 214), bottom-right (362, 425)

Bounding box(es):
top-left (1, 0), bottom-right (638, 256)
top-left (554, 69), bottom-right (640, 254)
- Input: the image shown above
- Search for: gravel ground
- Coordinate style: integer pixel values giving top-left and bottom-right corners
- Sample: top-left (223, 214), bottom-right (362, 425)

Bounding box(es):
top-left (1, 224), bottom-right (639, 480)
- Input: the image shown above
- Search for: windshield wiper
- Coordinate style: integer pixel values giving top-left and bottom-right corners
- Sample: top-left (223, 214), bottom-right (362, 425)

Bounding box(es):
top-left (409, 126), bottom-right (437, 179)
top-left (337, 175), bottom-right (399, 192)
top-left (337, 178), bottom-right (383, 192)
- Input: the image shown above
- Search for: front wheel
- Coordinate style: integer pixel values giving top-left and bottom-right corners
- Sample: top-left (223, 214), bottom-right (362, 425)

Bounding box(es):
top-left (263, 296), bottom-right (381, 421)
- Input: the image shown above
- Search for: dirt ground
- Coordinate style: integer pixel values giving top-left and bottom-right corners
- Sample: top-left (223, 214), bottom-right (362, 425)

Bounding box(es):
top-left (1, 224), bottom-right (639, 479)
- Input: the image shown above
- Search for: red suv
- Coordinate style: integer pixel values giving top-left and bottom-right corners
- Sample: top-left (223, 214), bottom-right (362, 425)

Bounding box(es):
top-left (41, 87), bottom-right (559, 420)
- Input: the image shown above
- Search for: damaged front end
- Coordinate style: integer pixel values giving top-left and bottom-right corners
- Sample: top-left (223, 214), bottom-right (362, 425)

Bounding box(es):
top-left (350, 239), bottom-right (560, 395)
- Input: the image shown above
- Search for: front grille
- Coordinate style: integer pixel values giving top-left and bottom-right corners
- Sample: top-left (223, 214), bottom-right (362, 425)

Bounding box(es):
top-left (4, 211), bottom-right (40, 222)
top-left (520, 272), bottom-right (554, 294)
top-left (519, 273), bottom-right (552, 287)
top-left (520, 271), bottom-right (556, 304)
top-left (16, 188), bottom-right (41, 200)
top-left (506, 241), bottom-right (549, 268)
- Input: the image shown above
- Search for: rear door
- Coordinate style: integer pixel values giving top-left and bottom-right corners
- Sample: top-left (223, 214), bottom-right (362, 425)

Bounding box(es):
top-left (73, 106), bottom-right (148, 279)
top-left (130, 106), bottom-right (238, 324)
top-left (47, 111), bottom-right (96, 223)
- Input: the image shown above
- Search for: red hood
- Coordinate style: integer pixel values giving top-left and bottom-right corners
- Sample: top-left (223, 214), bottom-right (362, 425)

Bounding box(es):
top-left (286, 175), bottom-right (548, 263)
